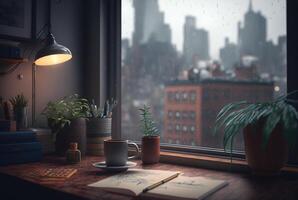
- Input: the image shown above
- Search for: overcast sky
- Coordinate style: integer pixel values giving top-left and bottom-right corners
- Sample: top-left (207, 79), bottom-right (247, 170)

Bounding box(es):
top-left (122, 0), bottom-right (286, 59)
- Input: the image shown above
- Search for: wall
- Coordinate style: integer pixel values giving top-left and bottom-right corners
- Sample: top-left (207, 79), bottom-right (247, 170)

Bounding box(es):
top-left (0, 0), bottom-right (84, 127)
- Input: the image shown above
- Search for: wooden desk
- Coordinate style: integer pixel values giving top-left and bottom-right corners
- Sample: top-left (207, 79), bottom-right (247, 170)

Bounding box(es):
top-left (0, 156), bottom-right (298, 200)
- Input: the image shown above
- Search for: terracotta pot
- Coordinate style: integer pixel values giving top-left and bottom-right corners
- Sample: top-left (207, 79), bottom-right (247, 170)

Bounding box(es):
top-left (55, 118), bottom-right (86, 156)
top-left (141, 136), bottom-right (160, 164)
top-left (243, 120), bottom-right (288, 176)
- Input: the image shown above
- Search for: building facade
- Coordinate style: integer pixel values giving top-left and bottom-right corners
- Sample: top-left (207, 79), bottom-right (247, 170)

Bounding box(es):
top-left (164, 79), bottom-right (274, 150)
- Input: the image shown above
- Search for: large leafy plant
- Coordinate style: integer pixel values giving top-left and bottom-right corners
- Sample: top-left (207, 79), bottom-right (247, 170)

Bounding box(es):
top-left (214, 92), bottom-right (298, 152)
top-left (42, 94), bottom-right (90, 134)
top-left (139, 105), bottom-right (159, 137)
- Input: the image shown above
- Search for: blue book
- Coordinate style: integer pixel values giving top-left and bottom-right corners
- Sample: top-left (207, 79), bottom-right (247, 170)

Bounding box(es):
top-left (0, 131), bottom-right (37, 144)
top-left (0, 150), bottom-right (42, 166)
top-left (0, 142), bottom-right (42, 153)
top-left (0, 142), bottom-right (42, 165)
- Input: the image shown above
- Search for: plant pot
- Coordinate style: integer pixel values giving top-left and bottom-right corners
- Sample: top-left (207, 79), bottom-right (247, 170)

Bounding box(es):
top-left (243, 121), bottom-right (288, 176)
top-left (86, 118), bottom-right (112, 155)
top-left (14, 107), bottom-right (28, 130)
top-left (141, 136), bottom-right (160, 164)
top-left (87, 118), bottom-right (112, 137)
top-left (55, 118), bottom-right (86, 156)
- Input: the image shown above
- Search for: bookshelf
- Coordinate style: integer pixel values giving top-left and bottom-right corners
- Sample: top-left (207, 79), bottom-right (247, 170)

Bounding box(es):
top-left (0, 58), bottom-right (28, 65)
top-left (0, 58), bottom-right (28, 75)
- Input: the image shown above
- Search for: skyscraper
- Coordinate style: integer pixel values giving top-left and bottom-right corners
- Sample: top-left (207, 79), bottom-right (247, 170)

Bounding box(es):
top-left (238, 0), bottom-right (266, 58)
top-left (220, 37), bottom-right (238, 70)
top-left (183, 16), bottom-right (210, 67)
top-left (132, 0), bottom-right (171, 46)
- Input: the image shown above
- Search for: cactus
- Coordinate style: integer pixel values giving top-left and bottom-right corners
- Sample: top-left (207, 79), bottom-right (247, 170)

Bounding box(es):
top-left (139, 105), bottom-right (159, 137)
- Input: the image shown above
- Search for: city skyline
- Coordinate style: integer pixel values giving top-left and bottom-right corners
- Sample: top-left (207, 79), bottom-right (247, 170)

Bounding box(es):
top-left (122, 0), bottom-right (286, 59)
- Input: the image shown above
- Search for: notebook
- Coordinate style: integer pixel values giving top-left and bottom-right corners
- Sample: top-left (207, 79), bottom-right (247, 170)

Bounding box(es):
top-left (88, 169), bottom-right (228, 200)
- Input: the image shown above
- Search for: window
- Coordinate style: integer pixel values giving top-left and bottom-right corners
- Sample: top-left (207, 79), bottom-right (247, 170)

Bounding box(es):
top-left (121, 0), bottom-right (287, 153)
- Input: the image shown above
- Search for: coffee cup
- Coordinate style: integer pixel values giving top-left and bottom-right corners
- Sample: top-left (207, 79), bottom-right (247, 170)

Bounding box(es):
top-left (104, 139), bottom-right (139, 166)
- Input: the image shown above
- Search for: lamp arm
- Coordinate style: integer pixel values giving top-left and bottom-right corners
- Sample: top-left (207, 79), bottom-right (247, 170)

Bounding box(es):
top-left (32, 63), bottom-right (37, 127)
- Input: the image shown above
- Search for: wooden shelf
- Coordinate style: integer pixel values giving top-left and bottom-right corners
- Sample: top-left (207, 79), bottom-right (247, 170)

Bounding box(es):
top-left (0, 58), bottom-right (28, 65)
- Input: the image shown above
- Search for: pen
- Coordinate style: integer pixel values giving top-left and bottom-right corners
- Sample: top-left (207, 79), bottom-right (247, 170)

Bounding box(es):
top-left (142, 172), bottom-right (181, 193)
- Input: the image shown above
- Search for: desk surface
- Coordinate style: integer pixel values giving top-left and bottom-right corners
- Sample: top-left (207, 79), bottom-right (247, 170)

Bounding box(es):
top-left (0, 156), bottom-right (298, 200)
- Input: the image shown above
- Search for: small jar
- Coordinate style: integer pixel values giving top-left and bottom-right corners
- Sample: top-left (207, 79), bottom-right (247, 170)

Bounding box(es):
top-left (66, 143), bottom-right (81, 164)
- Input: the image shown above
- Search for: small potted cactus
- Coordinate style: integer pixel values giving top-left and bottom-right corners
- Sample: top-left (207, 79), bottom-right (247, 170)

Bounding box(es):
top-left (139, 105), bottom-right (160, 164)
top-left (9, 94), bottom-right (28, 130)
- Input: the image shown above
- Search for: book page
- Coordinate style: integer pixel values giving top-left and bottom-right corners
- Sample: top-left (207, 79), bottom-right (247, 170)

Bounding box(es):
top-left (88, 169), bottom-right (179, 196)
top-left (147, 176), bottom-right (228, 200)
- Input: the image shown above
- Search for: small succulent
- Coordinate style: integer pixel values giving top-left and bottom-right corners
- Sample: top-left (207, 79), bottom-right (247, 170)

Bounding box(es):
top-left (9, 94), bottom-right (28, 109)
top-left (89, 98), bottom-right (117, 118)
top-left (139, 105), bottom-right (159, 137)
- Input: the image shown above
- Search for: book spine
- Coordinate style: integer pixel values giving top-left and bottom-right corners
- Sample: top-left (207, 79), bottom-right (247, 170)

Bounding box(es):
top-left (0, 142), bottom-right (42, 153)
top-left (0, 120), bottom-right (16, 132)
top-left (0, 131), bottom-right (36, 144)
top-left (0, 137), bottom-right (37, 144)
top-left (0, 150), bottom-right (42, 166)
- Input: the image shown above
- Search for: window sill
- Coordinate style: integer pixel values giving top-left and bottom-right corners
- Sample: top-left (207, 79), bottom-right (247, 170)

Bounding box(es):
top-left (159, 151), bottom-right (298, 174)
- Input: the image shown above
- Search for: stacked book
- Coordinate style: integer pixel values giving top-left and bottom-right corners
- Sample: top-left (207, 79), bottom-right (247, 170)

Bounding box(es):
top-left (0, 131), bottom-right (42, 166)
top-left (32, 128), bottom-right (55, 154)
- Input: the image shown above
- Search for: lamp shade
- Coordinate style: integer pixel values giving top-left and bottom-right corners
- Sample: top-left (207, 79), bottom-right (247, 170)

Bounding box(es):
top-left (34, 33), bottom-right (72, 66)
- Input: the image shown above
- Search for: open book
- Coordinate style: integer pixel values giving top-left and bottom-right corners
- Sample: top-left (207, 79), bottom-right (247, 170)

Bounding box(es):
top-left (88, 169), bottom-right (228, 200)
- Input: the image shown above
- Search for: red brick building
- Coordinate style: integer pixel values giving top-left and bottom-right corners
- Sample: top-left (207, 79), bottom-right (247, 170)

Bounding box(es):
top-left (164, 79), bottom-right (274, 150)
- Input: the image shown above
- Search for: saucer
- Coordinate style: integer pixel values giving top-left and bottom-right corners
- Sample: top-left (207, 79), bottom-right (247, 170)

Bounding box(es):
top-left (92, 161), bottom-right (137, 172)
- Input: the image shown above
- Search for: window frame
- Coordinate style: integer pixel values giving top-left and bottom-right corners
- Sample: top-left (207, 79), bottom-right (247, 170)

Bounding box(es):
top-left (106, 0), bottom-right (298, 165)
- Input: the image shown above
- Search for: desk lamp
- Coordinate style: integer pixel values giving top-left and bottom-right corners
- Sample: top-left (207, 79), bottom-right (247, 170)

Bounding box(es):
top-left (31, 0), bottom-right (72, 126)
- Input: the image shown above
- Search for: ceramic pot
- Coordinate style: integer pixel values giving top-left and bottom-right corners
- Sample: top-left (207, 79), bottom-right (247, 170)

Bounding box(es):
top-left (55, 118), bottom-right (86, 156)
top-left (14, 107), bottom-right (28, 130)
top-left (87, 118), bottom-right (111, 137)
top-left (243, 120), bottom-right (288, 176)
top-left (141, 136), bottom-right (160, 164)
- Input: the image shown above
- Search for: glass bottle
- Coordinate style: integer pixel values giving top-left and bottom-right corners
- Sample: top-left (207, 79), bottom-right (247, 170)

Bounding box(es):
top-left (66, 143), bottom-right (81, 164)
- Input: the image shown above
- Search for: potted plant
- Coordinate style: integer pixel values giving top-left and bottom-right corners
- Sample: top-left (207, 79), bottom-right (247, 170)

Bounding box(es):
top-left (42, 94), bottom-right (90, 156)
top-left (139, 105), bottom-right (160, 164)
top-left (9, 94), bottom-right (28, 130)
top-left (214, 92), bottom-right (298, 175)
top-left (86, 99), bottom-right (117, 155)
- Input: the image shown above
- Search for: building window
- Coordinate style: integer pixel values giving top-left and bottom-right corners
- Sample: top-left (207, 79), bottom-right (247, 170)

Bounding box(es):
top-left (182, 91), bottom-right (189, 101)
top-left (190, 91), bottom-right (196, 103)
top-left (190, 125), bottom-right (196, 133)
top-left (190, 111), bottom-right (196, 120)
top-left (182, 111), bottom-right (188, 119)
top-left (182, 125), bottom-right (188, 132)
top-left (175, 124), bottom-right (181, 132)
top-left (175, 92), bottom-right (181, 102)
top-left (175, 111), bottom-right (181, 119)
top-left (122, 0), bottom-right (287, 153)
top-left (168, 111), bottom-right (173, 119)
